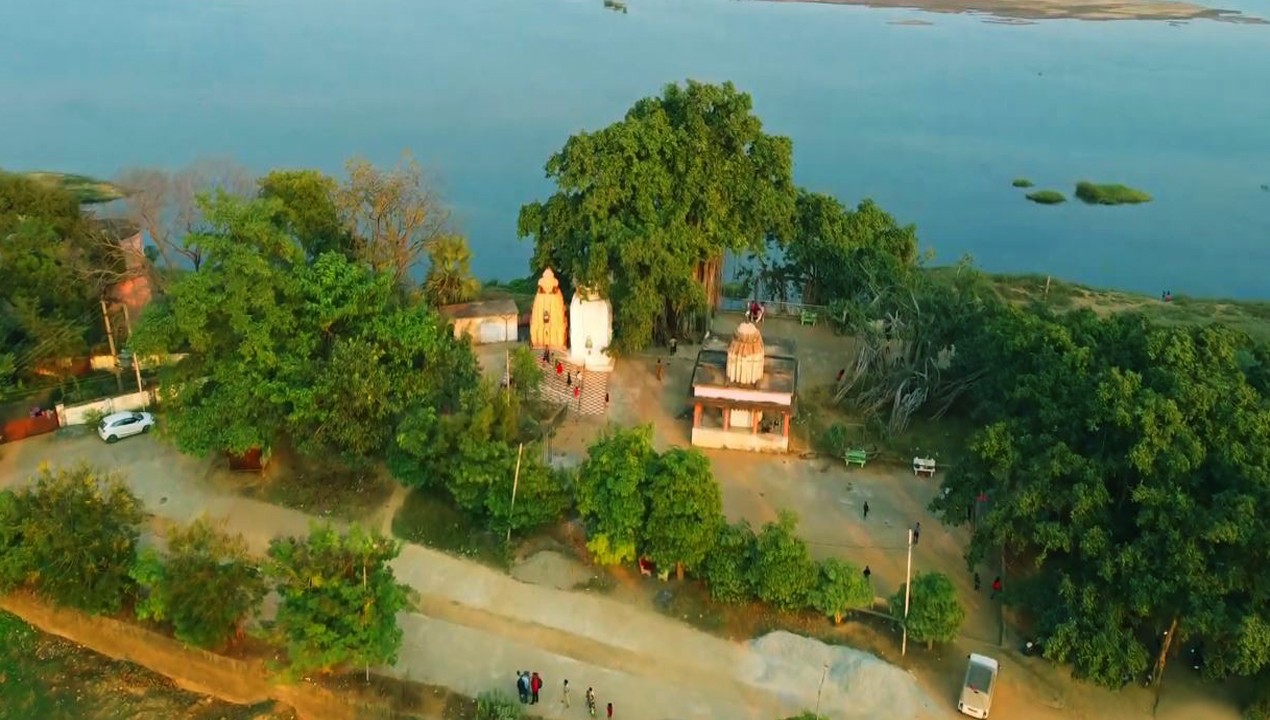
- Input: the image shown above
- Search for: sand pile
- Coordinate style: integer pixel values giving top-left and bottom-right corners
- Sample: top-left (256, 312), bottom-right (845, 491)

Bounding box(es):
top-left (746, 631), bottom-right (939, 720)
top-left (511, 550), bottom-right (595, 590)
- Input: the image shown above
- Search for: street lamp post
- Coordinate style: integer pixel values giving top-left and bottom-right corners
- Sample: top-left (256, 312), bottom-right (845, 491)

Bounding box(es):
top-left (902, 528), bottom-right (913, 657)
top-left (814, 663), bottom-right (829, 717)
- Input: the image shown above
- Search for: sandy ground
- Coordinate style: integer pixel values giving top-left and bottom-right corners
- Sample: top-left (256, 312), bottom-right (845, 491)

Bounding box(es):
top-left (763, 0), bottom-right (1266, 23)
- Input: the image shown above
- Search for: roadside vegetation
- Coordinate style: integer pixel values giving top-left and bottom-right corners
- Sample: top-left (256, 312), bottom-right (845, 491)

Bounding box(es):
top-left (1075, 180), bottom-right (1152, 204)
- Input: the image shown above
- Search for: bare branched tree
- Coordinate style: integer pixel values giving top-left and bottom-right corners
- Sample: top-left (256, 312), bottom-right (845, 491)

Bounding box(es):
top-left (115, 158), bottom-right (255, 276)
top-left (336, 153), bottom-right (454, 288)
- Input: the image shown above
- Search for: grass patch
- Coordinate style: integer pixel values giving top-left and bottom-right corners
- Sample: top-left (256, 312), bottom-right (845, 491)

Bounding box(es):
top-left (21, 171), bottom-right (125, 205)
top-left (261, 455), bottom-right (396, 521)
top-left (1026, 189), bottom-right (1066, 205)
top-left (392, 487), bottom-right (511, 569)
top-left (1074, 181), bottom-right (1151, 205)
top-left (1012, 178), bottom-right (1034, 188)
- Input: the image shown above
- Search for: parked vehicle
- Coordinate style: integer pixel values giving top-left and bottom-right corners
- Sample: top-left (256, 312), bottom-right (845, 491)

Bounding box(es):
top-left (97, 411), bottom-right (154, 443)
top-left (958, 653), bottom-right (999, 719)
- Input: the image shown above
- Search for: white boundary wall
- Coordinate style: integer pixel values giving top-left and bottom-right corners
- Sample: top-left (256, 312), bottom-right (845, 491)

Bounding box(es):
top-left (57, 390), bottom-right (153, 427)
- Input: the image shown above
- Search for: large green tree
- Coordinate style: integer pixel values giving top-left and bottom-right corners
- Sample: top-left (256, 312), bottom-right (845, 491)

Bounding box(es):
top-left (643, 448), bottom-right (724, 580)
top-left (267, 525), bottom-right (409, 676)
top-left (702, 520), bottom-right (757, 604)
top-left (576, 426), bottom-right (656, 565)
top-left (933, 308), bottom-right (1270, 686)
top-left (890, 572), bottom-right (965, 649)
top-left (131, 518), bottom-right (265, 649)
top-left (258, 169), bottom-right (353, 261)
top-left (0, 464), bottom-right (144, 614)
top-left (812, 558), bottom-right (873, 624)
top-left (518, 80), bottom-right (797, 351)
top-left (749, 510), bottom-right (817, 611)
top-left (134, 193), bottom-right (477, 461)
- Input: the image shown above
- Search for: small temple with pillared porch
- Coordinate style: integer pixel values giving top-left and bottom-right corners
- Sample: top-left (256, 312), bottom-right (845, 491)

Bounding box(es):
top-left (689, 322), bottom-right (797, 453)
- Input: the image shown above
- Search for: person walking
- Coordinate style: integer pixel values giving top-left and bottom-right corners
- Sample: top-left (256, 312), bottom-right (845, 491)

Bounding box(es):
top-left (913, 522), bottom-right (921, 545)
top-left (669, 337), bottom-right (677, 355)
top-left (655, 358), bottom-right (664, 381)
top-left (607, 702), bottom-right (614, 718)
top-left (991, 576), bottom-right (1002, 600)
top-left (556, 360), bottom-right (563, 377)
top-left (974, 572), bottom-right (981, 592)
top-left (530, 671), bottom-right (542, 704)
top-left (862, 501), bottom-right (870, 520)
top-left (517, 671), bottom-right (529, 704)
top-left (561, 679), bottom-right (571, 708)
top-left (586, 687), bottom-right (597, 717)
top-left (863, 565), bottom-right (871, 580)
top-left (566, 371), bottom-right (572, 387)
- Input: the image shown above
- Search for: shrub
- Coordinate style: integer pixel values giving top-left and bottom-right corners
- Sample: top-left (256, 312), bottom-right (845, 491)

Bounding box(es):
top-left (3, 464), bottom-right (143, 614)
top-left (703, 521), bottom-right (756, 603)
top-left (821, 423), bottom-right (850, 457)
top-left (643, 448), bottom-right (723, 579)
top-left (1012, 178), bottom-right (1034, 188)
top-left (749, 511), bottom-right (816, 611)
top-left (267, 525), bottom-right (409, 675)
top-left (476, 690), bottom-right (523, 720)
top-left (576, 426), bottom-right (655, 566)
top-left (889, 571), bottom-right (965, 648)
top-left (1074, 181), bottom-right (1151, 205)
top-left (131, 518), bottom-right (266, 649)
top-left (1026, 190), bottom-right (1066, 205)
top-left (811, 558), bottom-right (873, 624)
top-left (82, 408), bottom-right (107, 429)
top-left (1247, 682), bottom-right (1270, 720)
top-left (508, 345), bottom-right (543, 402)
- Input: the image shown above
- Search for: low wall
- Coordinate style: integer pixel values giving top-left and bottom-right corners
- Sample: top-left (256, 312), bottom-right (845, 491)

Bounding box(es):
top-left (691, 426), bottom-right (789, 453)
top-left (0, 592), bottom-right (365, 720)
top-left (57, 389), bottom-right (152, 427)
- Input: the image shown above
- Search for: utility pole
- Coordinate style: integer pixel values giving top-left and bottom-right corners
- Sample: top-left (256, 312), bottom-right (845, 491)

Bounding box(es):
top-left (902, 528), bottom-right (913, 657)
top-left (120, 305), bottom-right (144, 400)
top-left (814, 663), bottom-right (829, 717)
top-left (100, 299), bottom-right (123, 393)
top-left (505, 443), bottom-right (524, 544)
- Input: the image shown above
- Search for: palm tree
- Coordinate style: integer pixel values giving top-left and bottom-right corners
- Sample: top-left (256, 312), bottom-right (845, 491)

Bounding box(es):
top-left (422, 236), bottom-right (480, 306)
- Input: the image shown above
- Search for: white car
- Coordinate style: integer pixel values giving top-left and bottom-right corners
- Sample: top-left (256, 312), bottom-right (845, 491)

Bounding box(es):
top-left (97, 411), bottom-right (155, 443)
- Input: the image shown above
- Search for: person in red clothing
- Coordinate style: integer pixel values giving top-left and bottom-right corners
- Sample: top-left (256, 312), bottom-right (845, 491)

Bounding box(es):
top-left (607, 701), bottom-right (614, 718)
top-left (530, 671), bottom-right (542, 704)
top-left (555, 360), bottom-right (563, 376)
top-left (991, 576), bottom-right (1002, 600)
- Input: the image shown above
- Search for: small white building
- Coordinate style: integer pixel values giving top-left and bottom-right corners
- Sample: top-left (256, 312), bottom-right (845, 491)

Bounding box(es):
top-left (689, 324), bottom-right (797, 453)
top-left (569, 288), bottom-right (614, 371)
top-left (439, 299), bottom-right (520, 345)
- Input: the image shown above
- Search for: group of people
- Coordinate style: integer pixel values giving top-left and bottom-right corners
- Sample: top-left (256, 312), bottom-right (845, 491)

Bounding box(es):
top-left (516, 672), bottom-right (612, 717)
top-left (745, 300), bottom-right (767, 325)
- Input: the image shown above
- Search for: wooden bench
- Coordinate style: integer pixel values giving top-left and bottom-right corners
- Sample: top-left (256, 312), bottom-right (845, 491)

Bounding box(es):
top-left (844, 448), bottom-right (867, 468)
top-left (913, 456), bottom-right (936, 477)
top-left (800, 310), bottom-right (818, 326)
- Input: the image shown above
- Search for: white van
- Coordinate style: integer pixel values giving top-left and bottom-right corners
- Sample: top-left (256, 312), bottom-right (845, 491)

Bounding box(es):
top-left (957, 653), bottom-right (999, 718)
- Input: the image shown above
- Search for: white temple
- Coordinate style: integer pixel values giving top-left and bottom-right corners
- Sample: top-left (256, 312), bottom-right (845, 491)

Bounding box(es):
top-left (568, 287), bottom-right (614, 372)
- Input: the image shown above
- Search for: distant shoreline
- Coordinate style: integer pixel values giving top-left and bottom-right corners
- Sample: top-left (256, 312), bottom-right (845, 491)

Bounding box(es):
top-left (761, 0), bottom-right (1267, 23)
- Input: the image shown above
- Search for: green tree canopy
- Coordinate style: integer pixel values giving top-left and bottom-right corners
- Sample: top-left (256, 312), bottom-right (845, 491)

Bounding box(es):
top-left (518, 80), bottom-right (797, 351)
top-left (890, 572), bottom-right (965, 648)
top-left (576, 425), bottom-right (656, 565)
top-left (257, 169), bottom-right (353, 261)
top-left (0, 464), bottom-right (143, 614)
top-left (267, 525), bottom-right (409, 676)
top-left (130, 518), bottom-right (266, 649)
top-left (643, 448), bottom-right (724, 579)
top-left (812, 558), bottom-right (873, 624)
top-left (933, 308), bottom-right (1270, 686)
top-left (749, 510), bottom-right (816, 611)
top-left (781, 192), bottom-right (918, 306)
top-left (703, 520), bottom-right (757, 604)
top-left (134, 193), bottom-right (478, 461)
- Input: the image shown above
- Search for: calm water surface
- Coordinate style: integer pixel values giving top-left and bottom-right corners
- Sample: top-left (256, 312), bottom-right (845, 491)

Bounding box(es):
top-left (2, 0), bottom-right (1268, 297)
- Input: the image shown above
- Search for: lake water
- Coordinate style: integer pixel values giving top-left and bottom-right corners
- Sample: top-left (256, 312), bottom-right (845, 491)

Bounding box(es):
top-left (2, 0), bottom-right (1268, 297)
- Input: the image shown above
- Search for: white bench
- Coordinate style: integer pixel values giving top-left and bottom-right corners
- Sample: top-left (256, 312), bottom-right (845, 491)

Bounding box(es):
top-left (913, 457), bottom-right (937, 477)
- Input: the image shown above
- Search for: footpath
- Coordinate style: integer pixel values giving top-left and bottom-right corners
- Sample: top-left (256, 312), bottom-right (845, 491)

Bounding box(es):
top-left (0, 432), bottom-right (946, 720)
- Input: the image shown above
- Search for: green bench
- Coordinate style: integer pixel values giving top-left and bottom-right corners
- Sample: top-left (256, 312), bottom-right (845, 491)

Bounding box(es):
top-left (800, 310), bottom-right (818, 326)
top-left (844, 448), bottom-right (867, 468)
